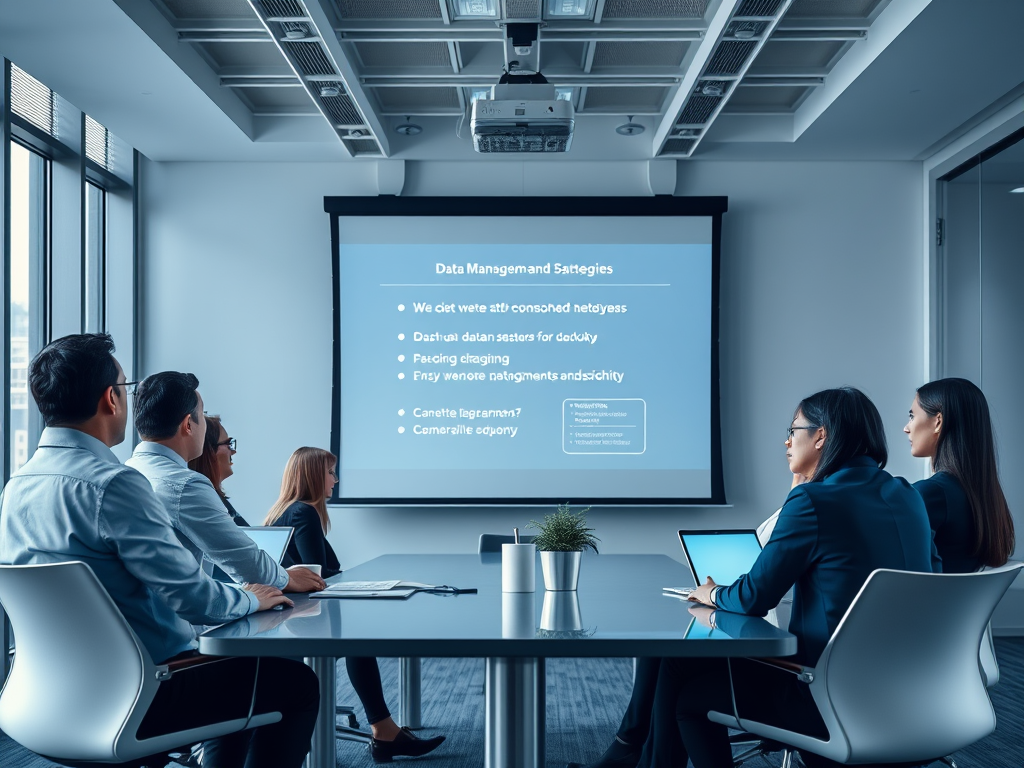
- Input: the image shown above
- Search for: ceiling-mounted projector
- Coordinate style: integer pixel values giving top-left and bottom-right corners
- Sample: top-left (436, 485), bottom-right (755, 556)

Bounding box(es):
top-left (471, 83), bottom-right (574, 154)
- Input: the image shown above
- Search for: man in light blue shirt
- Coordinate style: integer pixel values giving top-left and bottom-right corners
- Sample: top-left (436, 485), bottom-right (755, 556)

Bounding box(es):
top-left (125, 371), bottom-right (324, 594)
top-left (0, 334), bottom-right (317, 768)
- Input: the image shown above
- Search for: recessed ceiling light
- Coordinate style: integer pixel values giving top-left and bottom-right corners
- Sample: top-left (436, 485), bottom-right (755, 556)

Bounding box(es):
top-left (284, 29), bottom-right (308, 40)
top-left (734, 28), bottom-right (755, 39)
top-left (453, 0), bottom-right (497, 17)
top-left (319, 85), bottom-right (341, 98)
top-left (1010, 187), bottom-right (1024, 194)
top-left (616, 116), bottom-right (644, 136)
top-left (701, 83), bottom-right (724, 98)
top-left (395, 117), bottom-right (422, 136)
top-left (546, 0), bottom-right (592, 17)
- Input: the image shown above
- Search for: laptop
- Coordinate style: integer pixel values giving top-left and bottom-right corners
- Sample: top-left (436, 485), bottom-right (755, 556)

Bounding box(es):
top-left (208, 526), bottom-right (295, 582)
top-left (669, 529), bottom-right (764, 596)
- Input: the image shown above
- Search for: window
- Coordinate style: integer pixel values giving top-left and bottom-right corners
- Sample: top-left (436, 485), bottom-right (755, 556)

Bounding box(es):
top-left (84, 181), bottom-right (106, 332)
top-left (9, 141), bottom-right (49, 473)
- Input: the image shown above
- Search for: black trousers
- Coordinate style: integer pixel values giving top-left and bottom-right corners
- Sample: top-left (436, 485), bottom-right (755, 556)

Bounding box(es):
top-left (647, 657), bottom-right (828, 768)
top-left (345, 656), bottom-right (391, 725)
top-left (138, 656), bottom-right (319, 768)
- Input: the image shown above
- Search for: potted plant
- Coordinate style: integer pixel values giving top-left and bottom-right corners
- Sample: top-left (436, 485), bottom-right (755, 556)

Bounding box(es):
top-left (529, 503), bottom-right (599, 590)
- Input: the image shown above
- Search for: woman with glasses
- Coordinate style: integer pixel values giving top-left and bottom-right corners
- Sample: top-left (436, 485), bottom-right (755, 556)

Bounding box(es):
top-left (634, 388), bottom-right (937, 768)
top-left (188, 415), bottom-right (247, 526)
top-left (904, 378), bottom-right (1015, 573)
top-left (265, 447), bottom-right (447, 763)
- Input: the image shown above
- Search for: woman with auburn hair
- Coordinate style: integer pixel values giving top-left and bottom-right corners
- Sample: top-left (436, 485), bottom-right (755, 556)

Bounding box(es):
top-left (189, 415), bottom-right (248, 526)
top-left (905, 377), bottom-right (1015, 572)
top-left (265, 447), bottom-right (446, 763)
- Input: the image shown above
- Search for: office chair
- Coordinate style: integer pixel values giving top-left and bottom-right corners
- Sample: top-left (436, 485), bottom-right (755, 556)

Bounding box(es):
top-left (709, 563), bottom-right (1022, 766)
top-left (0, 561), bottom-right (281, 767)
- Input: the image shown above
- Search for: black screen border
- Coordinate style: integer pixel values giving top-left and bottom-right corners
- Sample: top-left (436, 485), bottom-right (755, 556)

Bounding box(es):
top-left (326, 195), bottom-right (727, 506)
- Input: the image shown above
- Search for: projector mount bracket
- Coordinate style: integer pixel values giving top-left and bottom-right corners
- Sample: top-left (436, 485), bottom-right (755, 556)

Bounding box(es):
top-left (501, 23), bottom-right (542, 78)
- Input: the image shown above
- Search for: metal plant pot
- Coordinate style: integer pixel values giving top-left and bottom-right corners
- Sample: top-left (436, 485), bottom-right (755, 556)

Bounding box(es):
top-left (540, 590), bottom-right (582, 631)
top-left (539, 550), bottom-right (582, 591)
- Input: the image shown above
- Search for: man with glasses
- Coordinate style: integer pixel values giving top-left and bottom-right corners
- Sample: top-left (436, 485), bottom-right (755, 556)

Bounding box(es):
top-left (126, 371), bottom-right (325, 594)
top-left (0, 333), bottom-right (319, 768)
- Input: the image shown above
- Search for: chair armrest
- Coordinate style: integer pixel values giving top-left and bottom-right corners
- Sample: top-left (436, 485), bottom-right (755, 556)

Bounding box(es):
top-left (751, 657), bottom-right (814, 683)
top-left (155, 654), bottom-right (229, 681)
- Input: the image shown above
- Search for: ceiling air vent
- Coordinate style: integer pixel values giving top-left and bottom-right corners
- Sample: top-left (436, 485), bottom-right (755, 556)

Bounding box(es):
top-left (336, 0), bottom-right (443, 18)
top-left (258, 0), bottom-right (305, 16)
top-left (705, 40), bottom-right (757, 76)
top-left (343, 137), bottom-right (383, 155)
top-left (736, 0), bottom-right (785, 17)
top-left (320, 91), bottom-right (363, 125)
top-left (678, 88), bottom-right (723, 124)
top-left (661, 138), bottom-right (696, 154)
top-left (284, 41), bottom-right (336, 75)
top-left (602, 0), bottom-right (708, 19)
top-left (503, 0), bottom-right (542, 18)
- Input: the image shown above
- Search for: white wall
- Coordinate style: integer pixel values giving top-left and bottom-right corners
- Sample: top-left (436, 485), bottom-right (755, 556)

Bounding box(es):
top-left (140, 158), bottom-right (925, 569)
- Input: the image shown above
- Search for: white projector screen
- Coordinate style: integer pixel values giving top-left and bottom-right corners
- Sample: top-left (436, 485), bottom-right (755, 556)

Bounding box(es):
top-left (326, 196), bottom-right (726, 506)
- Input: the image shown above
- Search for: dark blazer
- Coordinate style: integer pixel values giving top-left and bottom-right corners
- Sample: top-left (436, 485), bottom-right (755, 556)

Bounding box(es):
top-left (914, 471), bottom-right (981, 574)
top-left (716, 456), bottom-right (936, 665)
top-left (275, 501), bottom-right (341, 578)
top-left (221, 495), bottom-right (250, 528)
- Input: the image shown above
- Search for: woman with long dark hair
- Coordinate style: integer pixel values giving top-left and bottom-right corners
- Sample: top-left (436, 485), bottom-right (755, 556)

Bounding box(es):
top-left (188, 415), bottom-right (247, 525)
top-left (905, 378), bottom-right (1015, 572)
top-left (638, 388), bottom-right (937, 768)
top-left (265, 447), bottom-right (446, 763)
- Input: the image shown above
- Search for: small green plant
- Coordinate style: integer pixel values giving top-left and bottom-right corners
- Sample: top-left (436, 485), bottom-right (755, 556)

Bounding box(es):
top-left (528, 503), bottom-right (600, 553)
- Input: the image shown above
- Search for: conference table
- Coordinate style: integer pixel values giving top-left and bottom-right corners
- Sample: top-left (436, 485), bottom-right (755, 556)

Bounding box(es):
top-left (199, 554), bottom-right (796, 768)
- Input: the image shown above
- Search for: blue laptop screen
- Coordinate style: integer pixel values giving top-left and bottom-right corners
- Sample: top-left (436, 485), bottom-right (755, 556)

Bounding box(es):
top-left (241, 527), bottom-right (293, 564)
top-left (680, 532), bottom-right (763, 586)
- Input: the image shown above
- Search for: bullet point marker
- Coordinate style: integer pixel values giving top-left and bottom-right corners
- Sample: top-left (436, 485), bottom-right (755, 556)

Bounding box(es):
top-left (398, 333), bottom-right (405, 340)
top-left (398, 426), bottom-right (405, 434)
top-left (398, 373), bottom-right (405, 380)
top-left (398, 409), bottom-right (405, 416)
top-left (397, 304), bottom-right (405, 312)
top-left (398, 355), bottom-right (405, 362)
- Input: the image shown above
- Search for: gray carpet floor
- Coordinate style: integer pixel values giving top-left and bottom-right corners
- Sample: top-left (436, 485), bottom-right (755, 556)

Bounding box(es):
top-left (2, 640), bottom-right (1022, 767)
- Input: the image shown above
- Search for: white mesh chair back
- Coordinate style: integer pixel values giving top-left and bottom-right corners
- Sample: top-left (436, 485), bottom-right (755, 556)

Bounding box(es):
top-left (808, 564), bottom-right (1021, 764)
top-left (0, 561), bottom-right (267, 762)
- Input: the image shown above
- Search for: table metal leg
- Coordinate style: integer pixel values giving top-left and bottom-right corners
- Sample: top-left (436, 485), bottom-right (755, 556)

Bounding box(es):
top-left (484, 657), bottom-right (545, 768)
top-left (305, 656), bottom-right (337, 768)
top-left (399, 656), bottom-right (422, 728)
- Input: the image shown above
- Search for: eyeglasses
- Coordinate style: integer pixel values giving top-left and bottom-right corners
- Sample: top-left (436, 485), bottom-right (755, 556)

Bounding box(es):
top-left (786, 425), bottom-right (818, 440)
top-left (217, 438), bottom-right (237, 451)
top-left (327, 468), bottom-right (338, 478)
top-left (115, 380), bottom-right (141, 396)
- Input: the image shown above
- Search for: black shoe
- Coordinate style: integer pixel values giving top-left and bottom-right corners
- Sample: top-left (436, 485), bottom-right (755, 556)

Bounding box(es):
top-left (369, 727), bottom-right (446, 762)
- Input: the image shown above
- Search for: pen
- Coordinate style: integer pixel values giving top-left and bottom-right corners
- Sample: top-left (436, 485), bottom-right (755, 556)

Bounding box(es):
top-left (514, 527), bottom-right (520, 544)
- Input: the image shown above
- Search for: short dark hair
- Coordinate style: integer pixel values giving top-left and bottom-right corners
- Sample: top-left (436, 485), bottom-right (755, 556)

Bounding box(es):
top-left (29, 333), bottom-right (121, 427)
top-left (134, 372), bottom-right (201, 440)
top-left (797, 387), bottom-right (888, 481)
top-left (917, 378), bottom-right (1015, 567)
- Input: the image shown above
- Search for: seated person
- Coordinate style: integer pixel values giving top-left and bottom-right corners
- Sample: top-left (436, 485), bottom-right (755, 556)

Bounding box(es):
top-left (126, 372), bottom-right (324, 595)
top-left (905, 378), bottom-right (1015, 572)
top-left (265, 447), bottom-right (447, 762)
top-left (643, 387), bottom-right (937, 768)
top-left (0, 333), bottom-right (317, 768)
top-left (189, 414), bottom-right (248, 525)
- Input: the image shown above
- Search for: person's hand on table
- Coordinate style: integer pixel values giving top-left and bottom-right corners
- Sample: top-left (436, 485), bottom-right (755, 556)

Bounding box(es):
top-left (687, 576), bottom-right (720, 607)
top-left (245, 582), bottom-right (294, 611)
top-left (688, 604), bottom-right (716, 629)
top-left (284, 565), bottom-right (327, 593)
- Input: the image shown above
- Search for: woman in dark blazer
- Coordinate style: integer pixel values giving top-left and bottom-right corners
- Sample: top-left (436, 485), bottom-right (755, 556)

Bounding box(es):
top-left (265, 447), bottom-right (446, 763)
top-left (643, 388), bottom-right (938, 768)
top-left (904, 378), bottom-right (1015, 573)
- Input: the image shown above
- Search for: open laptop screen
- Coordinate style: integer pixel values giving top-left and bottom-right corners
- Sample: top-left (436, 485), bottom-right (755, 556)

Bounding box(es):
top-left (677, 530), bottom-right (762, 586)
top-left (240, 526), bottom-right (294, 564)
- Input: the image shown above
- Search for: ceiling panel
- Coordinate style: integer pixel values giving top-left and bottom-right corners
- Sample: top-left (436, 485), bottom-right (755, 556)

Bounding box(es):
top-left (458, 42), bottom-right (505, 70)
top-left (750, 40), bottom-right (844, 70)
top-left (505, 0), bottom-right (543, 19)
top-left (725, 84), bottom-right (809, 109)
top-left (160, 0), bottom-right (256, 19)
top-left (355, 42), bottom-right (453, 68)
top-left (241, 86), bottom-right (318, 109)
top-left (374, 86), bottom-right (462, 112)
top-left (198, 41), bottom-right (286, 69)
top-left (333, 0), bottom-right (443, 19)
top-left (591, 41), bottom-right (690, 69)
top-left (582, 86), bottom-right (668, 112)
top-left (601, 0), bottom-right (708, 20)
top-left (785, 0), bottom-right (885, 18)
